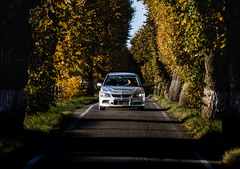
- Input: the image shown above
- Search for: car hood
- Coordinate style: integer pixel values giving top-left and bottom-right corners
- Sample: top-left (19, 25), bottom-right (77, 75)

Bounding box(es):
top-left (102, 86), bottom-right (143, 94)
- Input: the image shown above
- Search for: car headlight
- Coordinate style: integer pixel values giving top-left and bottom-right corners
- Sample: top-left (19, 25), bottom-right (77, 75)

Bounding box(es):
top-left (134, 93), bottom-right (144, 98)
top-left (100, 92), bottom-right (111, 97)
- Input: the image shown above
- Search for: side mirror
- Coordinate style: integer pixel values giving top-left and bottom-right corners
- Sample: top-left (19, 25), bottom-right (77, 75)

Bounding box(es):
top-left (142, 83), bottom-right (148, 87)
top-left (97, 83), bottom-right (102, 87)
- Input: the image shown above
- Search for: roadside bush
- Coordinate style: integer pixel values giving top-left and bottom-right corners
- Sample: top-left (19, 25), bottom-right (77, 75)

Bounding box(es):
top-left (222, 148), bottom-right (240, 168)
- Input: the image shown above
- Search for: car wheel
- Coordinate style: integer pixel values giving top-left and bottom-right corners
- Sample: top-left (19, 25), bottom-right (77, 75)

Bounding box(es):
top-left (99, 106), bottom-right (105, 110)
top-left (138, 106), bottom-right (144, 110)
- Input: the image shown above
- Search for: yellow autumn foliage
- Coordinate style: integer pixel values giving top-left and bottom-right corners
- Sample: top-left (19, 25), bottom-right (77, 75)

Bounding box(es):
top-left (134, 0), bottom-right (225, 108)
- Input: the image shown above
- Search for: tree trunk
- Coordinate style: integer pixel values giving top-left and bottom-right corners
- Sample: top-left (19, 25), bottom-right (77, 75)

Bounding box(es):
top-left (167, 72), bottom-right (181, 102)
top-left (153, 78), bottom-right (161, 96)
top-left (200, 48), bottom-right (227, 118)
top-left (222, 56), bottom-right (240, 140)
top-left (157, 83), bottom-right (162, 96)
top-left (179, 82), bottom-right (191, 108)
top-left (164, 80), bottom-right (171, 100)
top-left (0, 0), bottom-right (34, 132)
top-left (0, 89), bottom-right (25, 133)
top-left (200, 0), bottom-right (240, 141)
top-left (80, 72), bottom-right (95, 97)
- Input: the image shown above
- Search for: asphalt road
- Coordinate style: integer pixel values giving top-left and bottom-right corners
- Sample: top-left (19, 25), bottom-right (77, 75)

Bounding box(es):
top-left (23, 98), bottom-right (226, 169)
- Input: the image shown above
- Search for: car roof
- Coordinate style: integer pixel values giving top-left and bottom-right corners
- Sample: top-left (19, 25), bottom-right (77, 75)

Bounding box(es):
top-left (108, 72), bottom-right (137, 76)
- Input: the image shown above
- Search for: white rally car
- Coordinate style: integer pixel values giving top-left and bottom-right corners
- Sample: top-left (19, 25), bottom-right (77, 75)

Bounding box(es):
top-left (97, 72), bottom-right (146, 110)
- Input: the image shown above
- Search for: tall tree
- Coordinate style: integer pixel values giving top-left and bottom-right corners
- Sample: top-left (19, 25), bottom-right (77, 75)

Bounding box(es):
top-left (130, 17), bottom-right (163, 87)
top-left (222, 0), bottom-right (240, 141)
top-left (69, 0), bottom-right (134, 93)
top-left (198, 0), bottom-right (226, 118)
top-left (0, 0), bottom-right (134, 132)
top-left (26, 0), bottom-right (60, 113)
top-left (0, 0), bottom-right (38, 132)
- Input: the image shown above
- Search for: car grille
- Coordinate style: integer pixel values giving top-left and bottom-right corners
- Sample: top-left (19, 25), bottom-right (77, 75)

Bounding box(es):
top-left (114, 101), bottom-right (129, 105)
top-left (112, 94), bottom-right (132, 98)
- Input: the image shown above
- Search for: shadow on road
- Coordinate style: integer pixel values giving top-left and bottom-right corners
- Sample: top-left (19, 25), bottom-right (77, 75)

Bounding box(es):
top-left (23, 102), bottom-right (226, 169)
top-left (30, 118), bottom-right (226, 169)
top-left (32, 136), bottom-right (224, 169)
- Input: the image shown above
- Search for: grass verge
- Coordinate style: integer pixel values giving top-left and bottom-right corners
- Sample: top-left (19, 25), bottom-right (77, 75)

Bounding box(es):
top-left (149, 94), bottom-right (240, 168)
top-left (0, 94), bottom-right (98, 161)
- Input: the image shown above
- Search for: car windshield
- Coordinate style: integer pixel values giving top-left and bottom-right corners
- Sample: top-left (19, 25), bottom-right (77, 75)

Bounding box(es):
top-left (104, 75), bottom-right (140, 87)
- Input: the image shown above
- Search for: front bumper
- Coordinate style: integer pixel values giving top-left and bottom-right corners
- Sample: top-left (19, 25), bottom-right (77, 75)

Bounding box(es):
top-left (99, 96), bottom-right (145, 108)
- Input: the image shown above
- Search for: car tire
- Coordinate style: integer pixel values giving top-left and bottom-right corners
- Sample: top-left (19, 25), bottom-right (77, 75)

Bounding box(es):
top-left (99, 106), bottom-right (105, 110)
top-left (138, 106), bottom-right (144, 110)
